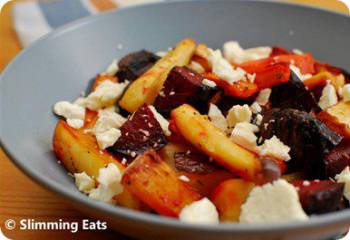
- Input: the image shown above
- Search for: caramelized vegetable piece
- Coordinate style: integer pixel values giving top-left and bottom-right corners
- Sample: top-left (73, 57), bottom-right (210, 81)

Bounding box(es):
top-left (121, 150), bottom-right (202, 217)
top-left (154, 67), bottom-right (217, 115)
top-left (270, 46), bottom-right (291, 57)
top-left (240, 53), bottom-right (315, 75)
top-left (317, 101), bottom-right (350, 138)
top-left (260, 108), bottom-right (343, 178)
top-left (108, 105), bottom-right (167, 158)
top-left (253, 62), bottom-right (291, 89)
top-left (292, 180), bottom-right (344, 215)
top-left (119, 38), bottom-right (196, 112)
top-left (159, 143), bottom-right (233, 196)
top-left (270, 71), bottom-right (321, 113)
top-left (53, 120), bottom-right (145, 210)
top-left (211, 179), bottom-right (255, 222)
top-left (315, 62), bottom-right (350, 83)
top-left (171, 104), bottom-right (262, 181)
top-left (116, 50), bottom-right (160, 82)
top-left (304, 71), bottom-right (345, 91)
top-left (324, 139), bottom-right (350, 177)
top-left (203, 72), bottom-right (258, 99)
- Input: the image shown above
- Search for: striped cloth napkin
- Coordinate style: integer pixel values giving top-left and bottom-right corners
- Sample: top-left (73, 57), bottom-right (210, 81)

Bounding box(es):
top-left (12, 0), bottom-right (163, 47)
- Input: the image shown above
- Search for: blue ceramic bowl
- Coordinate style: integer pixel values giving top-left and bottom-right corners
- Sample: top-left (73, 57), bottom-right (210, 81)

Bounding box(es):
top-left (1, 1), bottom-right (350, 239)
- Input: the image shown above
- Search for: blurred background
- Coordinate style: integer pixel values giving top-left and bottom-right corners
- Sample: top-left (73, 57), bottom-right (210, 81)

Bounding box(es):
top-left (0, 0), bottom-right (349, 239)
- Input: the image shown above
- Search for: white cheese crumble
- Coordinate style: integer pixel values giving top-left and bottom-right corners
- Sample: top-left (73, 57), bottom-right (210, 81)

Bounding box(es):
top-left (202, 79), bottom-right (217, 88)
top-left (223, 41), bottom-right (272, 64)
top-left (255, 114), bottom-right (263, 126)
top-left (230, 122), bottom-right (260, 153)
top-left (335, 167), bottom-right (350, 201)
top-left (256, 89), bottom-right (271, 106)
top-left (74, 172), bottom-right (95, 193)
top-left (178, 175), bottom-right (190, 182)
top-left (226, 104), bottom-right (252, 128)
top-left (102, 59), bottom-right (119, 76)
top-left (84, 80), bottom-right (129, 111)
top-left (92, 107), bottom-right (126, 150)
top-left (149, 106), bottom-right (171, 136)
top-left (208, 49), bottom-right (246, 85)
top-left (290, 65), bottom-right (312, 81)
top-left (319, 82), bottom-right (338, 110)
top-left (208, 103), bottom-right (228, 132)
top-left (53, 101), bottom-right (86, 129)
top-left (260, 136), bottom-right (291, 161)
top-left (250, 102), bottom-right (262, 114)
top-left (179, 198), bottom-right (219, 224)
top-left (239, 179), bottom-right (308, 224)
top-left (189, 61), bottom-right (205, 74)
top-left (89, 163), bottom-right (124, 203)
top-left (338, 84), bottom-right (350, 102)
top-left (156, 51), bottom-right (167, 57)
top-left (292, 49), bottom-right (304, 55)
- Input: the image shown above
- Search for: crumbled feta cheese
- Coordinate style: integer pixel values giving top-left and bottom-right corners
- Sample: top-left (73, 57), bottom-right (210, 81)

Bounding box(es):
top-left (250, 102), bottom-right (262, 114)
top-left (91, 107), bottom-right (126, 149)
top-left (208, 103), bottom-right (228, 132)
top-left (93, 107), bottom-right (126, 134)
top-left (292, 49), bottom-right (304, 55)
top-left (179, 198), bottom-right (219, 224)
top-left (102, 59), bottom-right (119, 76)
top-left (255, 114), bottom-right (263, 126)
top-left (239, 179), bottom-right (308, 224)
top-left (246, 73), bottom-right (256, 83)
top-left (95, 128), bottom-right (121, 150)
top-left (230, 122), bottom-right (260, 153)
top-left (208, 49), bottom-right (246, 84)
top-left (74, 172), bottom-right (95, 193)
top-left (290, 65), bottom-right (312, 81)
top-left (338, 84), bottom-right (350, 102)
top-left (156, 51), bottom-right (167, 57)
top-left (335, 167), bottom-right (350, 201)
top-left (179, 175), bottom-right (190, 182)
top-left (319, 82), bottom-right (338, 110)
top-left (260, 136), bottom-right (291, 161)
top-left (149, 106), bottom-right (171, 136)
top-left (54, 101), bottom-right (86, 129)
top-left (202, 79), bottom-right (217, 88)
top-left (189, 61), bottom-right (205, 74)
top-left (226, 104), bottom-right (252, 128)
top-left (256, 89), bottom-right (271, 106)
top-left (84, 80), bottom-right (129, 111)
top-left (223, 41), bottom-right (272, 64)
top-left (89, 163), bottom-right (123, 203)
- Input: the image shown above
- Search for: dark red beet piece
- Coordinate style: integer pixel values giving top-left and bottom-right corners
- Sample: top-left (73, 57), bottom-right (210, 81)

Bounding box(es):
top-left (292, 180), bottom-right (344, 215)
top-left (154, 66), bottom-right (218, 116)
top-left (108, 105), bottom-right (167, 158)
top-left (174, 151), bottom-right (223, 174)
top-left (270, 46), bottom-right (292, 57)
top-left (116, 50), bottom-right (160, 82)
top-left (324, 139), bottom-right (350, 178)
top-left (258, 157), bottom-right (287, 184)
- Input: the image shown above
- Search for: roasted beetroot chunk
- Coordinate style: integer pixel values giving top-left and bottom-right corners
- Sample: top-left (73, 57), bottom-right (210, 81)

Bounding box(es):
top-left (270, 71), bottom-right (321, 113)
top-left (108, 105), bottom-right (167, 158)
top-left (292, 180), bottom-right (345, 215)
top-left (260, 108), bottom-right (342, 178)
top-left (154, 66), bottom-right (218, 116)
top-left (174, 151), bottom-right (223, 174)
top-left (324, 139), bottom-right (350, 178)
top-left (116, 50), bottom-right (160, 82)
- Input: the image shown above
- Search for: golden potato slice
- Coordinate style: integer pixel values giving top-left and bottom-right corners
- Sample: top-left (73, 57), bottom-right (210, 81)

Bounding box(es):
top-left (318, 101), bottom-right (350, 138)
top-left (171, 104), bottom-right (262, 181)
top-left (119, 38), bottom-right (196, 112)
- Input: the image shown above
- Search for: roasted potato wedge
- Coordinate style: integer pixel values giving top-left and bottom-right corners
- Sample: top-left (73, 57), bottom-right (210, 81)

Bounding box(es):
top-left (122, 150), bottom-right (202, 217)
top-left (159, 143), bottom-right (233, 196)
top-left (119, 38), bottom-right (196, 113)
top-left (53, 120), bottom-right (145, 210)
top-left (318, 101), bottom-right (350, 138)
top-left (171, 104), bottom-right (262, 181)
top-left (211, 179), bottom-right (254, 222)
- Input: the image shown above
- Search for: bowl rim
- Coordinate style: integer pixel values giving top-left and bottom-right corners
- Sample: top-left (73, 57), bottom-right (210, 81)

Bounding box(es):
top-left (1, 0), bottom-right (350, 234)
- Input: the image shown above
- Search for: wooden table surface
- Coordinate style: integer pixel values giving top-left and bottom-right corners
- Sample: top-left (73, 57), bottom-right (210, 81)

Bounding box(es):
top-left (0, 1), bottom-right (349, 239)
